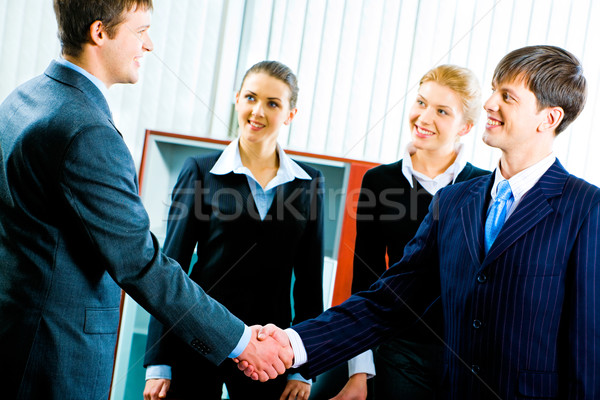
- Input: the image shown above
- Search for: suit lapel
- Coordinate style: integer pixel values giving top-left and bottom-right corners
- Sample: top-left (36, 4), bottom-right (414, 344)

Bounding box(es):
top-left (461, 175), bottom-right (493, 265)
top-left (482, 160), bottom-right (568, 266)
top-left (266, 178), bottom-right (303, 219)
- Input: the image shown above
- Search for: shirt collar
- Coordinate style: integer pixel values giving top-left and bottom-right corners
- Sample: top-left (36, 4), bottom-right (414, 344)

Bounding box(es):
top-left (210, 138), bottom-right (311, 190)
top-left (401, 142), bottom-right (467, 188)
top-left (490, 152), bottom-right (556, 203)
top-left (56, 57), bottom-right (109, 99)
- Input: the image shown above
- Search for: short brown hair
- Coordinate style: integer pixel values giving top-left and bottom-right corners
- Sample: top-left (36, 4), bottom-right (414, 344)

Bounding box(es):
top-left (493, 45), bottom-right (587, 134)
top-left (420, 64), bottom-right (482, 125)
top-left (54, 0), bottom-right (153, 57)
top-left (239, 61), bottom-right (299, 109)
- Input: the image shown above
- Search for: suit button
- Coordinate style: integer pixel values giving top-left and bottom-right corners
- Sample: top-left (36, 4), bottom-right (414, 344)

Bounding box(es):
top-left (473, 319), bottom-right (483, 329)
top-left (471, 364), bottom-right (481, 375)
top-left (476, 273), bottom-right (487, 283)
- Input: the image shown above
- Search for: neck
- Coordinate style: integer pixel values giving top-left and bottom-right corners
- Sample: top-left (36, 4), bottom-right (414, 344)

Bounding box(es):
top-left (410, 147), bottom-right (458, 179)
top-left (498, 151), bottom-right (552, 179)
top-left (238, 136), bottom-right (279, 170)
top-left (498, 137), bottom-right (554, 179)
top-left (63, 49), bottom-right (112, 88)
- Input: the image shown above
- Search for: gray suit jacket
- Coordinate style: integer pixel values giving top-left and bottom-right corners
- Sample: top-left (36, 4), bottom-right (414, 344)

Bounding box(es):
top-left (0, 61), bottom-right (244, 399)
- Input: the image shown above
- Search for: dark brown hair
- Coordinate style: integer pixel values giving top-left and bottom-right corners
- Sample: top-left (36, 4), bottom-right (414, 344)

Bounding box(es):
top-left (493, 45), bottom-right (587, 134)
top-left (239, 61), bottom-right (299, 109)
top-left (53, 0), bottom-right (153, 57)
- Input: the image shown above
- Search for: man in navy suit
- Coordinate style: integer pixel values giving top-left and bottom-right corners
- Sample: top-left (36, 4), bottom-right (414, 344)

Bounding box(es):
top-left (0, 1), bottom-right (291, 398)
top-left (245, 45), bottom-right (600, 399)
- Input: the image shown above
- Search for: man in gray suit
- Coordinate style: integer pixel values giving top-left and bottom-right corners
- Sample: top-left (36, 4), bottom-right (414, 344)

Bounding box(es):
top-left (0, 1), bottom-right (291, 398)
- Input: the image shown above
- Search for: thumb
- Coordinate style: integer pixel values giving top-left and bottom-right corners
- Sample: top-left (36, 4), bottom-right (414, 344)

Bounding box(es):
top-left (159, 381), bottom-right (170, 398)
top-left (258, 323), bottom-right (277, 340)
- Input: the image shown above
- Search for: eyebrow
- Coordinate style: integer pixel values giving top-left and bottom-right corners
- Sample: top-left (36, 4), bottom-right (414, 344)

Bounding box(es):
top-left (493, 81), bottom-right (522, 100)
top-left (501, 87), bottom-right (521, 101)
top-left (244, 90), bottom-right (282, 102)
top-left (417, 94), bottom-right (452, 111)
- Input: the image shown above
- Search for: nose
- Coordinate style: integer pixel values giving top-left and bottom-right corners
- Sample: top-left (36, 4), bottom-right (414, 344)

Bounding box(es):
top-left (143, 32), bottom-right (154, 52)
top-left (252, 102), bottom-right (265, 117)
top-left (484, 93), bottom-right (499, 112)
top-left (418, 106), bottom-right (435, 125)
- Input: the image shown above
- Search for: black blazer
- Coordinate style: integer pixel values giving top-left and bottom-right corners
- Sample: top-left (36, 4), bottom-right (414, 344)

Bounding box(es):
top-left (352, 161), bottom-right (490, 341)
top-left (145, 151), bottom-right (325, 367)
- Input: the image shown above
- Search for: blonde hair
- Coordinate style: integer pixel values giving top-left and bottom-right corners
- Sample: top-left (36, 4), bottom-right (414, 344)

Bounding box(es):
top-left (420, 64), bottom-right (482, 125)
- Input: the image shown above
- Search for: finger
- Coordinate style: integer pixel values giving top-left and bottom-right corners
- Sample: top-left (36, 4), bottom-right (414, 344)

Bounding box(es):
top-left (273, 357), bottom-right (286, 375)
top-left (243, 366), bottom-right (256, 377)
top-left (280, 384), bottom-right (292, 400)
top-left (264, 364), bottom-right (279, 380)
top-left (279, 346), bottom-right (294, 368)
top-left (158, 381), bottom-right (170, 398)
top-left (289, 387), bottom-right (300, 400)
top-left (258, 323), bottom-right (277, 340)
top-left (257, 370), bottom-right (270, 382)
top-left (237, 360), bottom-right (250, 370)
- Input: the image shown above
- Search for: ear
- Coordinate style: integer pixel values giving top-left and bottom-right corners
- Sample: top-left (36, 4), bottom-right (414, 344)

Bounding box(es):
top-left (283, 108), bottom-right (298, 125)
top-left (457, 122), bottom-right (473, 137)
top-left (538, 106), bottom-right (564, 133)
top-left (234, 91), bottom-right (241, 111)
top-left (89, 20), bottom-right (106, 46)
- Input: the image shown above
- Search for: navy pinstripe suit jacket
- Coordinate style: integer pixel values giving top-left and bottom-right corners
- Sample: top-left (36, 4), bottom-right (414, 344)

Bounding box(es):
top-left (293, 159), bottom-right (600, 399)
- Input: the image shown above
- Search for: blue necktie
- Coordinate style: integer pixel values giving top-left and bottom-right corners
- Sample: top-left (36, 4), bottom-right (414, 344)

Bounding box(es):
top-left (484, 180), bottom-right (513, 253)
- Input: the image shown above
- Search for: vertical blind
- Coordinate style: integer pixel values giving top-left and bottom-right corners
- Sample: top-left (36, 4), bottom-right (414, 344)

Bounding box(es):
top-left (1, 0), bottom-right (599, 185)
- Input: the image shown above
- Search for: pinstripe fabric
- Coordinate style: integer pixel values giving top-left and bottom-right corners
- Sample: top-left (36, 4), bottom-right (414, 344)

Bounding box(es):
top-left (294, 159), bottom-right (600, 399)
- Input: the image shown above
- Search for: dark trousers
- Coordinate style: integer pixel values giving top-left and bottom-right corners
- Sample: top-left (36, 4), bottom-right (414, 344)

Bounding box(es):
top-left (165, 357), bottom-right (288, 399)
top-left (373, 337), bottom-right (444, 399)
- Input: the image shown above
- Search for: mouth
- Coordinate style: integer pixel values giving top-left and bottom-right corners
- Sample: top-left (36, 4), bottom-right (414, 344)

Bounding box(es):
top-left (486, 117), bottom-right (503, 129)
top-left (414, 125), bottom-right (435, 137)
top-left (248, 120), bottom-right (265, 130)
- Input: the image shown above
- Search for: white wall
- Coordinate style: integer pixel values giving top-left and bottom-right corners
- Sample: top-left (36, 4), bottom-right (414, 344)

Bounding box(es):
top-left (1, 0), bottom-right (599, 185)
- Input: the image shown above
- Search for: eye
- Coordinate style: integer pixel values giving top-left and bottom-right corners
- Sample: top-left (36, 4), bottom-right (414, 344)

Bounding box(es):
top-left (416, 100), bottom-right (425, 106)
top-left (438, 109), bottom-right (448, 116)
top-left (245, 95), bottom-right (255, 102)
top-left (502, 92), bottom-right (512, 102)
top-left (268, 101), bottom-right (279, 108)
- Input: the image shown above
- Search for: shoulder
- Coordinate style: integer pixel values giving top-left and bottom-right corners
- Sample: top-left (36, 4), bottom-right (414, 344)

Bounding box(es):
top-left (181, 151), bottom-right (224, 175)
top-left (563, 174), bottom-right (600, 207)
top-left (439, 173), bottom-right (489, 203)
top-left (361, 160), bottom-right (407, 189)
top-left (364, 160), bottom-right (402, 178)
top-left (458, 163), bottom-right (491, 181)
top-left (291, 159), bottom-right (323, 180)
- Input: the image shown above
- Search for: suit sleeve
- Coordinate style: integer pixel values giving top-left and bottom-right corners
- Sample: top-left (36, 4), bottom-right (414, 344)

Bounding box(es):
top-left (293, 194), bottom-right (442, 378)
top-left (352, 169), bottom-right (388, 293)
top-left (291, 171), bottom-right (325, 325)
top-left (60, 127), bottom-right (244, 365)
top-left (567, 200), bottom-right (600, 397)
top-left (144, 157), bottom-right (208, 367)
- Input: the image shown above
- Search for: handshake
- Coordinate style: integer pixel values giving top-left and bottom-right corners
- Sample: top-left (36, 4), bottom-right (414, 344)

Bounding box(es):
top-left (234, 324), bottom-right (294, 382)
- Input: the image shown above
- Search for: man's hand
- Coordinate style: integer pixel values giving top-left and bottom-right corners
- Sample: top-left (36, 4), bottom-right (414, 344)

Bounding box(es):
top-left (143, 378), bottom-right (170, 400)
top-left (280, 379), bottom-right (311, 400)
top-left (235, 325), bottom-right (293, 382)
top-left (330, 373), bottom-right (368, 400)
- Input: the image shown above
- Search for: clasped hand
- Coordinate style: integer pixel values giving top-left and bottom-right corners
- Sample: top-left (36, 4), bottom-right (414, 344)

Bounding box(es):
top-left (235, 324), bottom-right (291, 381)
